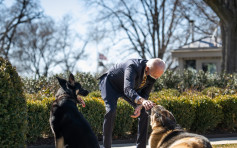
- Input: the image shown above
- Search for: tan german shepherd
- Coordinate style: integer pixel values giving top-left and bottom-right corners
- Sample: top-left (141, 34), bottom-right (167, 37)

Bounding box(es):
top-left (149, 105), bottom-right (212, 148)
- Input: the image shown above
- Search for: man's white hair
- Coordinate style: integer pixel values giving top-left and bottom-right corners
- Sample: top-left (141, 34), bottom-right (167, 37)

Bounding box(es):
top-left (146, 58), bottom-right (166, 71)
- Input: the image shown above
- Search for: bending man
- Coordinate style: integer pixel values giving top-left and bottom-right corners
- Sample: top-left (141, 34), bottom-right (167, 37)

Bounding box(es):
top-left (99, 58), bottom-right (165, 148)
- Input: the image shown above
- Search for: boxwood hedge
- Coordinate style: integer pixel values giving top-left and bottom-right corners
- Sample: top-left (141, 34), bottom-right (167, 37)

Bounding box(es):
top-left (0, 57), bottom-right (27, 147)
top-left (24, 92), bottom-right (237, 143)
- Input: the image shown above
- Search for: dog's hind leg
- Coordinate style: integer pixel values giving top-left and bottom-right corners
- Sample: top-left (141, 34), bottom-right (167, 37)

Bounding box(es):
top-left (55, 136), bottom-right (65, 148)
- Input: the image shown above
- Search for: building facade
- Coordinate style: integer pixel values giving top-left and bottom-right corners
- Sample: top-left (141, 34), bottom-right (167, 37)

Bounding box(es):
top-left (172, 37), bottom-right (222, 73)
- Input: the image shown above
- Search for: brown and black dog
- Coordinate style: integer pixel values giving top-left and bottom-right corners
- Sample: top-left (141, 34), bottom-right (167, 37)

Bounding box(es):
top-left (149, 105), bottom-right (212, 148)
top-left (50, 73), bottom-right (100, 148)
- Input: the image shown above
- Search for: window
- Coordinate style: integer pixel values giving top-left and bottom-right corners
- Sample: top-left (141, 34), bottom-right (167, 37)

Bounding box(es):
top-left (184, 60), bottom-right (196, 70)
top-left (202, 63), bottom-right (217, 73)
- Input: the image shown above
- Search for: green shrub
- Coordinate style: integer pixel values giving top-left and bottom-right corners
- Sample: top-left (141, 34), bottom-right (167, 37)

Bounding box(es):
top-left (113, 98), bottom-right (134, 138)
top-left (153, 96), bottom-right (195, 130)
top-left (191, 95), bottom-right (223, 133)
top-left (194, 71), bottom-right (212, 90)
top-left (153, 70), bottom-right (237, 92)
top-left (0, 57), bottom-right (27, 147)
top-left (23, 76), bottom-right (60, 98)
top-left (154, 70), bottom-right (182, 91)
top-left (181, 89), bottom-right (202, 97)
top-left (88, 91), bottom-right (101, 98)
top-left (26, 100), bottom-right (47, 142)
top-left (202, 87), bottom-right (222, 98)
top-left (23, 72), bottom-right (99, 98)
top-left (40, 97), bottom-right (55, 137)
top-left (26, 97), bottom-right (54, 142)
top-left (78, 97), bottom-right (105, 137)
top-left (157, 89), bottom-right (180, 97)
top-left (215, 95), bottom-right (237, 131)
top-left (74, 72), bottom-right (99, 92)
top-left (23, 89), bottom-right (237, 141)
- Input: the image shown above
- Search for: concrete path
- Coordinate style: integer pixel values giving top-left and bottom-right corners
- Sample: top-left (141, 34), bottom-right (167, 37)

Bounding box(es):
top-left (27, 137), bottom-right (237, 148)
top-left (108, 137), bottom-right (237, 148)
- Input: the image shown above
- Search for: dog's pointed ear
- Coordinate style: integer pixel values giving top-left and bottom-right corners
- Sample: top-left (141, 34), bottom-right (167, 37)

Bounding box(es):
top-left (161, 110), bottom-right (177, 130)
top-left (168, 112), bottom-right (176, 124)
top-left (56, 77), bottom-right (67, 88)
top-left (68, 73), bottom-right (75, 86)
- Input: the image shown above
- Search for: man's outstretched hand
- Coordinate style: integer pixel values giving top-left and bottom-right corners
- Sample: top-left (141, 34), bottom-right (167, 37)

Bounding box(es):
top-left (131, 105), bottom-right (143, 118)
top-left (138, 98), bottom-right (154, 110)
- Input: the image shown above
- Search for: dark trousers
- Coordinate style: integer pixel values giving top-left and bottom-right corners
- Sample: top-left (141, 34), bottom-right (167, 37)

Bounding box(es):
top-left (99, 75), bottom-right (149, 148)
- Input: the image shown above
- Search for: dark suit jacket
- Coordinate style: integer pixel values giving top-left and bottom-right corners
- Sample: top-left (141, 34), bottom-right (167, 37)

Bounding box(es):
top-left (102, 59), bottom-right (156, 102)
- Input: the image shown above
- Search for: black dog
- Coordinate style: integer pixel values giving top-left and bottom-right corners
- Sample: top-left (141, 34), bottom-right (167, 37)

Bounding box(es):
top-left (50, 73), bottom-right (100, 148)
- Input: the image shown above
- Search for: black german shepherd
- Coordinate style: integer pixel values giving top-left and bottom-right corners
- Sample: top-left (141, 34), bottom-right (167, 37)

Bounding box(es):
top-left (50, 73), bottom-right (100, 148)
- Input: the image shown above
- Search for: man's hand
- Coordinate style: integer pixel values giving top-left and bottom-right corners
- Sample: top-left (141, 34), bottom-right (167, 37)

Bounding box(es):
top-left (131, 105), bottom-right (143, 118)
top-left (139, 98), bottom-right (154, 110)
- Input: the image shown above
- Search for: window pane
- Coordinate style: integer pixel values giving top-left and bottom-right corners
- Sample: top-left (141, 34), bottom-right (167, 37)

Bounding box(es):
top-left (184, 60), bottom-right (196, 70)
top-left (202, 63), bottom-right (217, 73)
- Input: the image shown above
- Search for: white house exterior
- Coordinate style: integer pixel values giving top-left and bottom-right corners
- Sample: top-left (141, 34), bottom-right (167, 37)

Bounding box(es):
top-left (172, 37), bottom-right (222, 73)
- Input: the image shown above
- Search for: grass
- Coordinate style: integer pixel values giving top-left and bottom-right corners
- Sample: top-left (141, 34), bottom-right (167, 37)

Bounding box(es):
top-left (213, 144), bottom-right (237, 148)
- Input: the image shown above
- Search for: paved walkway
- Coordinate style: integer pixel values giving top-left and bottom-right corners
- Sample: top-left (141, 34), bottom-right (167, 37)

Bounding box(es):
top-left (109, 137), bottom-right (237, 148)
top-left (28, 137), bottom-right (237, 148)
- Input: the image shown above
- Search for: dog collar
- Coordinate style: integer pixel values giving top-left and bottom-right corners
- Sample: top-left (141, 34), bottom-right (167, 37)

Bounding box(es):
top-left (57, 94), bottom-right (78, 104)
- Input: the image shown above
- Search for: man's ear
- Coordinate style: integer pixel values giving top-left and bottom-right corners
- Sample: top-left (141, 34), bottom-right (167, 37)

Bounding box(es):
top-left (68, 73), bottom-right (75, 86)
top-left (56, 77), bottom-right (67, 88)
top-left (145, 66), bottom-right (149, 75)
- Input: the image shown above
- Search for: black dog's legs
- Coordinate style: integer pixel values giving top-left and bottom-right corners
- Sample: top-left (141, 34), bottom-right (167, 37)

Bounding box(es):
top-left (54, 131), bottom-right (64, 148)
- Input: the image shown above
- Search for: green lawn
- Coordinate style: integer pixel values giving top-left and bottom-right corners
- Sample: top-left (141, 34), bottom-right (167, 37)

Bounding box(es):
top-left (213, 144), bottom-right (237, 148)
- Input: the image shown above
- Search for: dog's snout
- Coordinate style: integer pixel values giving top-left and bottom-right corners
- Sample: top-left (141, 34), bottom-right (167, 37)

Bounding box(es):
top-left (146, 109), bottom-right (151, 116)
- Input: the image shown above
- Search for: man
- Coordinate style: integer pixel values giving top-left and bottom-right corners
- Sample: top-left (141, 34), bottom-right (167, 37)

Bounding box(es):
top-left (99, 58), bottom-right (165, 148)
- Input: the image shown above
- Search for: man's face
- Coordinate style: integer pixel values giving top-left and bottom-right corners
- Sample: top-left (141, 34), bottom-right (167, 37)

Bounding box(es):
top-left (147, 66), bottom-right (164, 79)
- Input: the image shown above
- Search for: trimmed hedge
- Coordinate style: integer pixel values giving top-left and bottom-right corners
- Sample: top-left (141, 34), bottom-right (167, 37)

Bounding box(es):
top-left (215, 95), bottom-right (237, 131)
top-left (152, 96), bottom-right (195, 130)
top-left (78, 97), bottom-right (105, 137)
top-left (25, 91), bottom-right (237, 142)
top-left (0, 57), bottom-right (27, 147)
top-left (26, 97), bottom-right (54, 142)
top-left (22, 72), bottom-right (99, 97)
top-left (113, 98), bottom-right (134, 138)
top-left (27, 99), bottom-right (47, 142)
top-left (191, 95), bottom-right (223, 133)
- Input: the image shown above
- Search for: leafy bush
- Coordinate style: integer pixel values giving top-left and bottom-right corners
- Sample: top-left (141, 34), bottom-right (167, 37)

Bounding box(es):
top-left (153, 70), bottom-right (182, 91)
top-left (27, 100), bottom-right (47, 142)
top-left (153, 69), bottom-right (237, 93)
top-left (22, 75), bottom-right (60, 98)
top-left (152, 89), bottom-right (180, 98)
top-left (191, 95), bottom-right (223, 133)
top-left (113, 98), bottom-right (134, 138)
top-left (215, 95), bottom-right (237, 131)
top-left (88, 91), bottom-right (101, 98)
top-left (26, 97), bottom-right (54, 142)
top-left (78, 97), bottom-right (105, 137)
top-left (23, 72), bottom-right (99, 98)
top-left (0, 57), bottom-right (27, 147)
top-left (74, 72), bottom-right (99, 92)
top-left (202, 87), bottom-right (222, 98)
top-left (24, 90), bottom-right (237, 142)
top-left (152, 96), bottom-right (195, 130)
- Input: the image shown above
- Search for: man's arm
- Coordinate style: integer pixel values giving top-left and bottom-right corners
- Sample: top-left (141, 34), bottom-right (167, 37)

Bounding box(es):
top-left (140, 80), bottom-right (155, 99)
top-left (136, 81), bottom-right (156, 110)
top-left (123, 65), bottom-right (140, 101)
top-left (124, 65), bottom-right (155, 111)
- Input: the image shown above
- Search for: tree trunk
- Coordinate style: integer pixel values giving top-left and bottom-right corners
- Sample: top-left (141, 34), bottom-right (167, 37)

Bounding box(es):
top-left (204, 0), bottom-right (237, 73)
top-left (220, 21), bottom-right (226, 71)
top-left (224, 20), bottom-right (237, 73)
